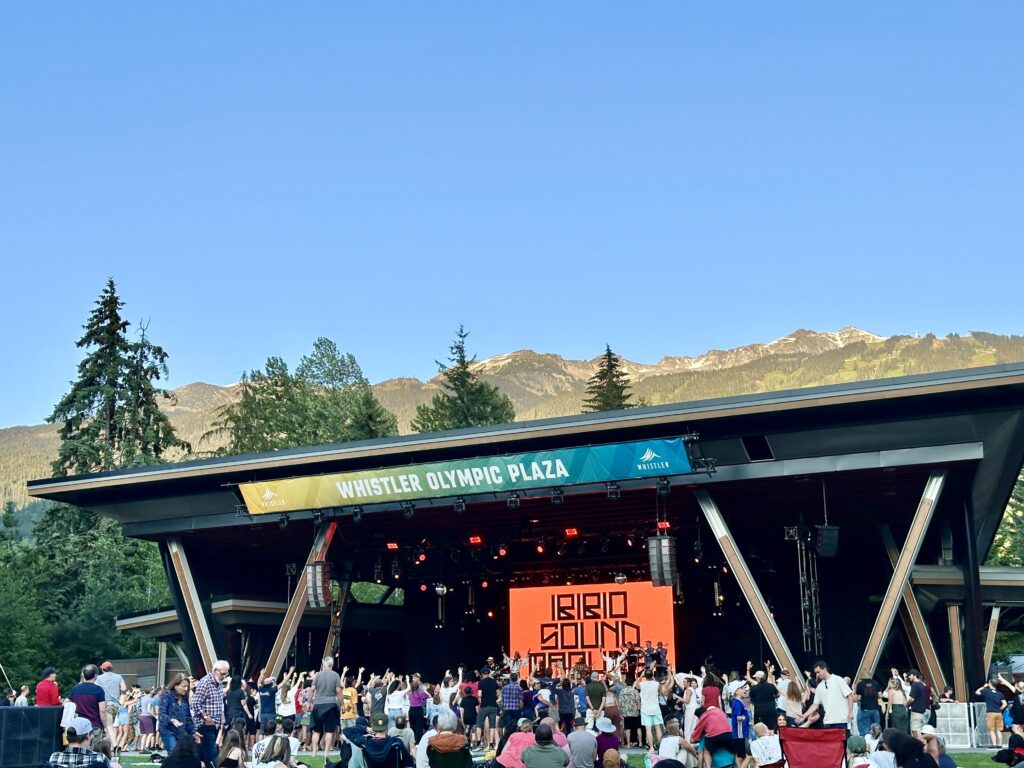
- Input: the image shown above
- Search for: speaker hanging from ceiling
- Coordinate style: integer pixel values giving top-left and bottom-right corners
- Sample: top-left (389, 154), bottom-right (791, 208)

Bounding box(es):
top-left (648, 536), bottom-right (677, 587)
top-left (306, 561), bottom-right (333, 608)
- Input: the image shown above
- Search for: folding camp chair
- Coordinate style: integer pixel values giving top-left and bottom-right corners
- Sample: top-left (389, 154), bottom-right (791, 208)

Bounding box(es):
top-left (778, 726), bottom-right (848, 768)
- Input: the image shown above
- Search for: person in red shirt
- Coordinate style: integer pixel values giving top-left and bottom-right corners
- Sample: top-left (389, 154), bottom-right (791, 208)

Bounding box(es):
top-left (689, 706), bottom-right (734, 758)
top-left (36, 667), bottom-right (60, 707)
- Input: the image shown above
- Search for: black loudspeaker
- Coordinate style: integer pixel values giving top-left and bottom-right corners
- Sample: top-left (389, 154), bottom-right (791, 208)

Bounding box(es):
top-left (648, 536), bottom-right (677, 586)
top-left (0, 705), bottom-right (63, 768)
top-left (815, 525), bottom-right (840, 557)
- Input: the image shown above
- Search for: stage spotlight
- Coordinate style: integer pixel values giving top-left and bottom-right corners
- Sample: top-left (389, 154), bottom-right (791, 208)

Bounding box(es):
top-left (481, 580), bottom-right (489, 589)
top-left (606, 482), bottom-right (621, 501)
top-left (507, 493), bottom-right (520, 510)
top-left (386, 541), bottom-right (400, 551)
top-left (373, 558), bottom-right (383, 583)
top-left (614, 572), bottom-right (627, 585)
top-left (550, 488), bottom-right (564, 505)
top-left (577, 540), bottom-right (587, 556)
top-left (565, 527), bottom-right (579, 538)
top-left (600, 538), bottom-right (610, 554)
top-left (657, 478), bottom-right (671, 498)
top-left (434, 583), bottom-right (448, 596)
top-left (625, 534), bottom-right (635, 548)
top-left (468, 535), bottom-right (483, 546)
top-left (391, 558), bottom-right (401, 580)
top-left (351, 507), bottom-right (363, 523)
top-left (278, 514), bottom-right (289, 529)
top-left (312, 510), bottom-right (323, 525)
top-left (402, 502), bottom-right (415, 519)
top-left (497, 544), bottom-right (508, 558)
top-left (420, 583), bottom-right (428, 592)
top-left (693, 540), bottom-right (703, 564)
top-left (454, 498), bottom-right (466, 514)
top-left (557, 542), bottom-right (568, 557)
top-left (535, 540), bottom-right (546, 554)
top-left (657, 521), bottom-right (671, 531)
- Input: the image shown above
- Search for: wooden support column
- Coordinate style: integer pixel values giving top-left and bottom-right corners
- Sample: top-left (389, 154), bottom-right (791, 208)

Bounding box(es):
top-left (266, 521), bottom-right (338, 679)
top-left (879, 525), bottom-right (946, 688)
top-left (323, 582), bottom-right (351, 661)
top-left (166, 537), bottom-right (218, 673)
top-left (858, 471), bottom-right (945, 677)
top-left (695, 490), bottom-right (800, 676)
top-left (984, 606), bottom-right (1002, 675)
top-left (948, 604), bottom-right (967, 702)
top-left (157, 642), bottom-right (168, 687)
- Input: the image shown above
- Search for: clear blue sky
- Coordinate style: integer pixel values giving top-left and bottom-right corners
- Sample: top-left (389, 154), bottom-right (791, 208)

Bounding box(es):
top-left (1, 3), bottom-right (1021, 428)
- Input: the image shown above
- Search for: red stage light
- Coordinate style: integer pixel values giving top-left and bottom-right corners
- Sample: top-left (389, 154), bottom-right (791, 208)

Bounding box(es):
top-left (564, 528), bottom-right (579, 538)
top-left (486, 610), bottom-right (494, 618)
top-left (469, 535), bottom-right (483, 546)
top-left (386, 542), bottom-right (400, 551)
top-left (497, 546), bottom-right (508, 557)
top-left (418, 553), bottom-right (427, 562)
top-left (420, 583), bottom-right (428, 592)
top-left (657, 521), bottom-right (671, 530)
top-left (536, 543), bottom-right (545, 554)
top-left (481, 580), bottom-right (489, 589)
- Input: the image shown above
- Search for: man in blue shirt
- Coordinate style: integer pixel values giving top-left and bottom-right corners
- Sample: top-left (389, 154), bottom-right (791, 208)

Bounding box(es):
top-left (975, 678), bottom-right (1006, 749)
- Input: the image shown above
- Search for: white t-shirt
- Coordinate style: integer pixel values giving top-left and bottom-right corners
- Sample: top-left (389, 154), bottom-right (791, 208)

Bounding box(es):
top-left (252, 736), bottom-right (272, 764)
top-left (658, 735), bottom-right (681, 757)
top-left (416, 728), bottom-right (437, 768)
top-left (749, 734), bottom-right (782, 766)
top-left (812, 675), bottom-right (852, 725)
top-left (639, 681), bottom-right (661, 716)
top-left (386, 690), bottom-right (408, 710)
top-left (774, 678), bottom-right (790, 711)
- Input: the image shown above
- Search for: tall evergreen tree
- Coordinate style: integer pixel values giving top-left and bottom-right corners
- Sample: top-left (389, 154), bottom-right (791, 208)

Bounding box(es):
top-left (205, 337), bottom-right (398, 455)
top-left (46, 279), bottom-right (188, 475)
top-left (582, 344), bottom-right (637, 412)
top-left (411, 326), bottom-right (515, 433)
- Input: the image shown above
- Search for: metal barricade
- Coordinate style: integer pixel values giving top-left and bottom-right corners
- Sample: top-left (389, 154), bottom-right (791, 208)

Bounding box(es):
top-left (932, 702), bottom-right (974, 749)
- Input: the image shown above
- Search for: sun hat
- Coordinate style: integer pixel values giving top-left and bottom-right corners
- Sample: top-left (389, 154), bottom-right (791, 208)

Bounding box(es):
top-left (596, 717), bottom-right (616, 733)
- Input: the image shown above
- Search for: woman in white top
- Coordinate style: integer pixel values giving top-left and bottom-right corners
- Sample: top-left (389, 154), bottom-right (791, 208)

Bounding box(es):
top-left (253, 735), bottom-right (291, 768)
top-left (386, 677), bottom-right (410, 730)
top-left (657, 721), bottom-right (698, 766)
top-left (680, 677), bottom-right (701, 741)
top-left (277, 681), bottom-right (297, 719)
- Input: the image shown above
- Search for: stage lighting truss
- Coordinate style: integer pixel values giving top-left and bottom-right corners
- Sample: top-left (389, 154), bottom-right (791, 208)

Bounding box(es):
top-left (550, 488), bottom-right (564, 505)
top-left (507, 493), bottom-right (521, 510)
top-left (606, 482), bottom-right (621, 501)
top-left (453, 497), bottom-right (466, 514)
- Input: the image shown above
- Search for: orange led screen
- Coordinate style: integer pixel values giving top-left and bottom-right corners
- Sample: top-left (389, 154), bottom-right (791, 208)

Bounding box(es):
top-left (508, 582), bottom-right (675, 671)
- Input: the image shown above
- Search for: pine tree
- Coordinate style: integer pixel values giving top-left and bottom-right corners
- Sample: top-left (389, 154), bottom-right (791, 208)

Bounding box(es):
top-left (411, 326), bottom-right (515, 433)
top-left (205, 338), bottom-right (398, 455)
top-left (46, 279), bottom-right (188, 476)
top-left (582, 344), bottom-right (637, 412)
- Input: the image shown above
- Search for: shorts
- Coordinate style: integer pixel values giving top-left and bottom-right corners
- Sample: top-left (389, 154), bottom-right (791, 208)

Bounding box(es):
top-left (101, 704), bottom-right (117, 728)
top-left (478, 706), bottom-right (498, 727)
top-left (311, 703), bottom-right (340, 735)
top-left (641, 712), bottom-right (664, 727)
top-left (986, 712), bottom-right (1004, 731)
top-left (731, 738), bottom-right (748, 758)
top-left (301, 713), bottom-right (311, 728)
top-left (910, 712), bottom-right (926, 732)
top-left (138, 715), bottom-right (156, 735)
top-left (624, 716), bottom-right (641, 733)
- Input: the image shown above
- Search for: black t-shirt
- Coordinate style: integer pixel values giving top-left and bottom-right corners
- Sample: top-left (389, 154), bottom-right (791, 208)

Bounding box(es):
top-left (855, 679), bottom-right (880, 711)
top-left (369, 686), bottom-right (387, 714)
top-left (750, 681), bottom-right (778, 713)
top-left (479, 678), bottom-right (498, 708)
top-left (555, 688), bottom-right (575, 714)
top-left (258, 684), bottom-right (278, 719)
top-left (461, 695), bottom-right (479, 724)
top-left (909, 681), bottom-right (928, 714)
top-left (225, 688), bottom-right (245, 716)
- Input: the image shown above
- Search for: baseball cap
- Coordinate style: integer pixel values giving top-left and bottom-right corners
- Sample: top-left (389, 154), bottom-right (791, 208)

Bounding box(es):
top-left (66, 717), bottom-right (95, 737)
top-left (847, 735), bottom-right (867, 754)
top-left (517, 717), bottom-right (532, 729)
top-left (100, 661), bottom-right (113, 671)
top-left (263, 677), bottom-right (276, 685)
top-left (753, 671), bottom-right (766, 680)
top-left (42, 667), bottom-right (58, 677)
top-left (726, 680), bottom-right (746, 695)
top-left (371, 713), bottom-right (389, 732)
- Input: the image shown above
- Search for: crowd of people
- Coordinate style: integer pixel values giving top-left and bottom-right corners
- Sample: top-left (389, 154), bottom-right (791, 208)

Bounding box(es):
top-left (22, 648), bottom-right (1024, 768)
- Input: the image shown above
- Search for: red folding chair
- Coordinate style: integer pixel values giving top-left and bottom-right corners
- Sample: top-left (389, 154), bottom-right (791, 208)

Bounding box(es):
top-left (778, 726), bottom-right (848, 768)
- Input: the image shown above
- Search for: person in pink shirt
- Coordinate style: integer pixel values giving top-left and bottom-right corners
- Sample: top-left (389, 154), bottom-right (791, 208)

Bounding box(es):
top-left (689, 706), bottom-right (734, 758)
top-left (497, 718), bottom-right (537, 768)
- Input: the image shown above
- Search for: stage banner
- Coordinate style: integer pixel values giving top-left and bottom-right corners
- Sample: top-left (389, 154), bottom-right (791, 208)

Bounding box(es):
top-left (508, 582), bottom-right (676, 673)
top-left (239, 437), bottom-right (692, 515)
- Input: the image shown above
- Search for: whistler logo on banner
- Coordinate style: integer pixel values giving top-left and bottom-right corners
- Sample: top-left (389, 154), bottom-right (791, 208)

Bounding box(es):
top-left (636, 447), bottom-right (670, 471)
top-left (258, 487), bottom-right (286, 509)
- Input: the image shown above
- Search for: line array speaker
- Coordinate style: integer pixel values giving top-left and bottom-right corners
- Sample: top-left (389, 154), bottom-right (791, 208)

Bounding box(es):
top-left (648, 536), bottom-right (677, 587)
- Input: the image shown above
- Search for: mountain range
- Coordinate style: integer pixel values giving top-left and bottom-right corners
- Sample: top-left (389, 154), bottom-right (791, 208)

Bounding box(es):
top-left (4, 327), bottom-right (1024, 514)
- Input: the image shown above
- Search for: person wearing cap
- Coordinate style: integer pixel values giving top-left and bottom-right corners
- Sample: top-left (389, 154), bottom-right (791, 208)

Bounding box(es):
top-left (257, 675), bottom-right (279, 733)
top-left (566, 717), bottom-right (596, 768)
top-left (350, 712), bottom-right (414, 768)
top-left (846, 734), bottom-right (870, 767)
top-left (37, 666), bottom-right (61, 708)
top-left (47, 716), bottom-right (110, 768)
top-left (744, 662), bottom-right (779, 731)
top-left (522, 723), bottom-right (569, 768)
top-left (95, 661), bottom-right (126, 745)
top-left (975, 676), bottom-right (1007, 748)
top-left (918, 725), bottom-right (955, 768)
top-left (496, 718), bottom-right (536, 768)
top-left (593, 717), bottom-right (619, 764)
